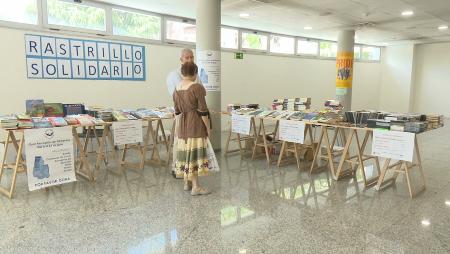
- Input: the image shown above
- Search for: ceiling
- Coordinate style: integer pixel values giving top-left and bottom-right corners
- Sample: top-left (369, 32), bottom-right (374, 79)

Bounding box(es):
top-left (96, 0), bottom-right (450, 46)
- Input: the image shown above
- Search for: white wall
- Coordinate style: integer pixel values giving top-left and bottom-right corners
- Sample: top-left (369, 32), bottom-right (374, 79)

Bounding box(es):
top-left (0, 26), bottom-right (381, 119)
top-left (378, 45), bottom-right (415, 112)
top-left (413, 42), bottom-right (450, 116)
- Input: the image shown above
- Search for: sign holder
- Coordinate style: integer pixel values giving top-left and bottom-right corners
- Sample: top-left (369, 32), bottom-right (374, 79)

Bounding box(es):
top-left (252, 117), bottom-right (281, 165)
top-left (0, 130), bottom-right (26, 198)
top-left (277, 124), bottom-right (316, 170)
top-left (375, 135), bottom-right (425, 198)
top-left (225, 116), bottom-right (258, 157)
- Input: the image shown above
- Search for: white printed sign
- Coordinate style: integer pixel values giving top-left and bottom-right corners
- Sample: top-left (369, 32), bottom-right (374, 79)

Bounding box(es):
top-left (231, 114), bottom-right (252, 135)
top-left (24, 127), bottom-right (76, 191)
top-left (112, 120), bottom-right (143, 146)
top-left (197, 50), bottom-right (221, 91)
top-left (279, 120), bottom-right (306, 144)
top-left (372, 130), bottom-right (415, 162)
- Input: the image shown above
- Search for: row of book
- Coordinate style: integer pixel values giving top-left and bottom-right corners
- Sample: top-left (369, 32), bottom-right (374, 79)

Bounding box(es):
top-left (226, 104), bottom-right (259, 113)
top-left (0, 106), bottom-right (176, 130)
top-left (232, 108), bottom-right (341, 123)
top-left (345, 111), bottom-right (444, 133)
top-left (272, 98), bottom-right (311, 111)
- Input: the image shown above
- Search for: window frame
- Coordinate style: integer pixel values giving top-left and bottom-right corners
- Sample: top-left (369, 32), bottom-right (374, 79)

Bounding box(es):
top-left (296, 37), bottom-right (319, 57)
top-left (164, 16), bottom-right (196, 46)
top-left (220, 25), bottom-right (239, 50)
top-left (43, 0), bottom-right (108, 35)
top-left (0, 0), bottom-right (383, 63)
top-left (240, 29), bottom-right (269, 53)
top-left (111, 6), bottom-right (162, 43)
top-left (318, 40), bottom-right (338, 59)
top-left (269, 33), bottom-right (295, 55)
top-left (360, 45), bottom-right (381, 62)
top-left (354, 45), bottom-right (361, 60)
top-left (0, 0), bottom-right (41, 27)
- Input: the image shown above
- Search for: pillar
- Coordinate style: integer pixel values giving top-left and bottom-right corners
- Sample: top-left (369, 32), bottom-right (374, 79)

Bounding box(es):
top-left (196, 0), bottom-right (221, 149)
top-left (335, 30), bottom-right (355, 111)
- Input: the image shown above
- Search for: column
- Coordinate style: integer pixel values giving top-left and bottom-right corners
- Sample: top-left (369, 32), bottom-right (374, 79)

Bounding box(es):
top-left (335, 30), bottom-right (355, 111)
top-left (196, 0), bottom-right (221, 149)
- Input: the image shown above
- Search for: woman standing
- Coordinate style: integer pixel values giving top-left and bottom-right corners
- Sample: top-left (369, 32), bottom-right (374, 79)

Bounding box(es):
top-left (173, 62), bottom-right (211, 196)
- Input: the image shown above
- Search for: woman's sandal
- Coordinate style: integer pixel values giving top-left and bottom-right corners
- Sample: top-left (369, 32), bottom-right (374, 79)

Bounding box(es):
top-left (184, 182), bottom-right (192, 191)
top-left (191, 187), bottom-right (211, 196)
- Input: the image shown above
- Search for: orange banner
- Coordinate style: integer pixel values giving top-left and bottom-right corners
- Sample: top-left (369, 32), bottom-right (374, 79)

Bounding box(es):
top-left (336, 52), bottom-right (354, 88)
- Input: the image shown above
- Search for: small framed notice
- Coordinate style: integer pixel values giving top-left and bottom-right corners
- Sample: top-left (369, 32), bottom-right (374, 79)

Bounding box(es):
top-left (372, 130), bottom-right (415, 162)
top-left (279, 120), bottom-right (305, 144)
top-left (231, 114), bottom-right (252, 135)
top-left (112, 120), bottom-right (143, 146)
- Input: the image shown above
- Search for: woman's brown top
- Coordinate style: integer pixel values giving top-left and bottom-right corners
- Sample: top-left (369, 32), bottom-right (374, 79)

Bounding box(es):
top-left (173, 83), bottom-right (209, 140)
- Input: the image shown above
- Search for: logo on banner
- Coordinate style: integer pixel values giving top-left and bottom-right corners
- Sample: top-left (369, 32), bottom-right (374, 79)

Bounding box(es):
top-left (336, 52), bottom-right (354, 88)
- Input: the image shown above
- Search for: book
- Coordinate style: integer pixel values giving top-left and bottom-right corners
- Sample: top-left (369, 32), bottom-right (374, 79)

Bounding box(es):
top-left (0, 115), bottom-right (18, 129)
top-left (44, 103), bottom-right (64, 117)
top-left (32, 117), bottom-right (53, 128)
top-left (47, 117), bottom-right (68, 127)
top-left (112, 111), bottom-right (129, 121)
top-left (63, 104), bottom-right (85, 116)
top-left (26, 99), bottom-right (45, 117)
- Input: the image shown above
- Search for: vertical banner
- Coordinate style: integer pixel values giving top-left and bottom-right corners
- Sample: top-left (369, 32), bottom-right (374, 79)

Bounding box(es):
top-left (231, 114), bottom-right (252, 135)
top-left (372, 130), bottom-right (415, 162)
top-left (25, 127), bottom-right (76, 191)
top-left (336, 51), bottom-right (354, 90)
top-left (197, 50), bottom-right (221, 91)
top-left (112, 120), bottom-right (143, 146)
top-left (279, 120), bottom-right (306, 144)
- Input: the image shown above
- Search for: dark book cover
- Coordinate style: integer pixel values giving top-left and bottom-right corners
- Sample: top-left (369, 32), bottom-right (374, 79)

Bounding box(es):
top-left (63, 104), bottom-right (85, 116)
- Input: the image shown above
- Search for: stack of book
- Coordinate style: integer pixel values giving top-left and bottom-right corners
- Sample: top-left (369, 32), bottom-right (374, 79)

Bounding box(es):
top-left (47, 117), bottom-right (68, 127)
top-left (0, 115), bottom-right (18, 129)
top-left (16, 114), bottom-right (34, 129)
top-left (426, 114), bottom-right (444, 130)
top-left (272, 98), bottom-right (311, 111)
top-left (294, 98), bottom-right (311, 111)
top-left (227, 104), bottom-right (241, 112)
top-left (272, 99), bottom-right (284, 111)
top-left (65, 114), bottom-right (95, 126)
top-left (32, 117), bottom-right (53, 128)
top-left (324, 100), bottom-right (343, 111)
top-left (132, 109), bottom-right (159, 119)
top-left (112, 111), bottom-right (129, 121)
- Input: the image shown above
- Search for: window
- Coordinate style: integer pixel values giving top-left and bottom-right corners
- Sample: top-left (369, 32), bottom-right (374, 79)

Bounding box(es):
top-left (47, 0), bottom-right (106, 31)
top-left (221, 27), bottom-right (238, 49)
top-left (319, 41), bottom-right (337, 58)
top-left (112, 9), bottom-right (161, 40)
top-left (241, 32), bottom-right (268, 51)
top-left (297, 39), bottom-right (318, 55)
top-left (270, 35), bottom-right (295, 54)
top-left (354, 46), bottom-right (361, 59)
top-left (166, 20), bottom-right (196, 43)
top-left (0, 0), bottom-right (38, 24)
top-left (361, 46), bottom-right (381, 61)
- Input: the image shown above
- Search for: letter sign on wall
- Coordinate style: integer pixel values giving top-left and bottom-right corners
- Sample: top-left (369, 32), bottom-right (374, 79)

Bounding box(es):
top-left (25, 34), bottom-right (146, 81)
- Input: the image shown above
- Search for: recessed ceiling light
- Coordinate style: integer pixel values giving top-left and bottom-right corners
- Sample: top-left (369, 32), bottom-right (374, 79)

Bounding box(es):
top-left (421, 219), bottom-right (430, 226)
top-left (304, 26), bottom-right (313, 30)
top-left (438, 25), bottom-right (448, 30)
top-left (239, 249), bottom-right (247, 254)
top-left (239, 13), bottom-right (250, 18)
top-left (401, 10), bottom-right (414, 16)
top-left (445, 200), bottom-right (450, 206)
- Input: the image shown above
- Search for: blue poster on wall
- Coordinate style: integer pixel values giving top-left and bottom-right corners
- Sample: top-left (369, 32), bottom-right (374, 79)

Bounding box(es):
top-left (25, 34), bottom-right (146, 81)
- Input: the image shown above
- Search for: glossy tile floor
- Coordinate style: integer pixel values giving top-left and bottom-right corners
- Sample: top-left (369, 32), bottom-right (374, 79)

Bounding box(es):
top-left (1, 123), bottom-right (450, 254)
